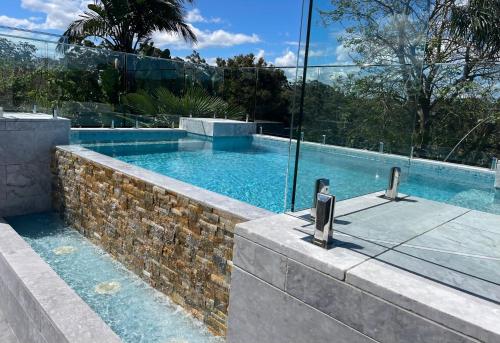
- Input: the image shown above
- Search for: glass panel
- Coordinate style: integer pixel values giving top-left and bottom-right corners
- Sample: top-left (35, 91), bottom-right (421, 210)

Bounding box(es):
top-left (0, 33), bottom-right (49, 113)
top-left (289, 0), bottom-right (500, 304)
top-left (290, 0), bottom-right (431, 211)
top-left (55, 43), bottom-right (126, 127)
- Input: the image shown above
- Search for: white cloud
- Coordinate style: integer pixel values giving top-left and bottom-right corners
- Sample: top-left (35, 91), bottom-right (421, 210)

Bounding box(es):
top-left (154, 24), bottom-right (260, 49)
top-left (1, 3), bottom-right (259, 51)
top-left (273, 50), bottom-right (297, 67)
top-left (206, 57), bottom-right (218, 66)
top-left (0, 0), bottom-right (91, 31)
top-left (256, 49), bottom-right (265, 60)
top-left (335, 44), bottom-right (354, 64)
top-left (186, 9), bottom-right (221, 24)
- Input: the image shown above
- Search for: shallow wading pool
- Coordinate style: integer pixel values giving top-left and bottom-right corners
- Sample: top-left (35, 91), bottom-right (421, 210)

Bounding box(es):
top-left (7, 213), bottom-right (223, 343)
top-left (83, 134), bottom-right (499, 215)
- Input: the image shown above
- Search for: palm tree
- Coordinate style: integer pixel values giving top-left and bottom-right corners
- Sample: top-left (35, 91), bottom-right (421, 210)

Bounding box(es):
top-left (61, 0), bottom-right (197, 53)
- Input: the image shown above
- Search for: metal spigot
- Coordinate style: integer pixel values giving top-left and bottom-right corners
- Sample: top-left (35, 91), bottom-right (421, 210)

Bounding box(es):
top-left (491, 157), bottom-right (498, 171)
top-left (313, 193), bottom-right (335, 248)
top-left (111, 120), bottom-right (115, 129)
top-left (311, 178), bottom-right (330, 219)
top-left (385, 167), bottom-right (401, 200)
top-left (379, 142), bottom-right (384, 153)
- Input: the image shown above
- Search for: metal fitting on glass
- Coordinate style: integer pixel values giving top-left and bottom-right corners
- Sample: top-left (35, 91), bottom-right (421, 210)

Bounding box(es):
top-left (259, 126), bottom-right (263, 135)
top-left (33, 104), bottom-right (37, 114)
top-left (311, 178), bottom-right (330, 219)
top-left (52, 107), bottom-right (58, 119)
top-left (385, 167), bottom-right (401, 200)
top-left (491, 157), bottom-right (498, 171)
top-left (111, 120), bottom-right (115, 129)
top-left (322, 135), bottom-right (326, 144)
top-left (313, 193), bottom-right (335, 248)
top-left (379, 142), bottom-right (384, 153)
top-left (300, 131), bottom-right (304, 142)
top-left (135, 119), bottom-right (139, 129)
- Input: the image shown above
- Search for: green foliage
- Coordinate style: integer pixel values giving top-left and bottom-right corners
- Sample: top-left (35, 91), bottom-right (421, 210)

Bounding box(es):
top-left (216, 54), bottom-right (293, 123)
top-left (61, 0), bottom-right (196, 53)
top-left (311, 0), bottom-right (500, 166)
top-left (122, 87), bottom-right (247, 125)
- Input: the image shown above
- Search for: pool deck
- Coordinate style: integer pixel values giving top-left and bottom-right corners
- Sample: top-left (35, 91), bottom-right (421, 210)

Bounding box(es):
top-left (290, 192), bottom-right (500, 304)
top-left (229, 192), bottom-right (500, 343)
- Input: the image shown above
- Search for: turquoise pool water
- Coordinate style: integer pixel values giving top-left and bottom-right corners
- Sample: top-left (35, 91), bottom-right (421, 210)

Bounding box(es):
top-left (7, 213), bottom-right (223, 343)
top-left (85, 136), bottom-right (500, 215)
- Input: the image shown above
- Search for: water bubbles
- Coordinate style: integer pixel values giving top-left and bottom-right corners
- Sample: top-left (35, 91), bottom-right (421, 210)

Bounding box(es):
top-left (53, 246), bottom-right (77, 255)
top-left (165, 339), bottom-right (189, 343)
top-left (95, 281), bottom-right (121, 295)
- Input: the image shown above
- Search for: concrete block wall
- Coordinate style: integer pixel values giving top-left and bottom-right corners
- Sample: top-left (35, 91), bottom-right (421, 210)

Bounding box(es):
top-left (0, 113), bottom-right (70, 217)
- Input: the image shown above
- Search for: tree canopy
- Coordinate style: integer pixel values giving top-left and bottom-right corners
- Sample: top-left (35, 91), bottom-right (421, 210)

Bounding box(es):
top-left (61, 0), bottom-right (197, 54)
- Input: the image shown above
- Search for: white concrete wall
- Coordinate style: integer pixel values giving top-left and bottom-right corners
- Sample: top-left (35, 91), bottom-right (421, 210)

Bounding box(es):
top-left (0, 113), bottom-right (70, 217)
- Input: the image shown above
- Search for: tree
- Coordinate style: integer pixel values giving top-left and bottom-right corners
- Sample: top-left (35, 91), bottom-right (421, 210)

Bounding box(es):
top-left (139, 42), bottom-right (172, 59)
top-left (317, 0), bottom-right (500, 164)
top-left (61, 0), bottom-right (197, 54)
top-left (216, 54), bottom-right (293, 123)
top-left (186, 50), bottom-right (207, 65)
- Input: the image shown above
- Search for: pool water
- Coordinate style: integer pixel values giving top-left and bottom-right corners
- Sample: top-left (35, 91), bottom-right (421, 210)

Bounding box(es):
top-left (7, 213), bottom-right (223, 343)
top-left (85, 136), bottom-right (500, 215)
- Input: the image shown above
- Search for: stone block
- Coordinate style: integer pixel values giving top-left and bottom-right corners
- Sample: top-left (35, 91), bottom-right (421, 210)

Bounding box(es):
top-left (233, 235), bottom-right (287, 289)
top-left (286, 259), bottom-right (475, 343)
top-left (227, 267), bottom-right (375, 343)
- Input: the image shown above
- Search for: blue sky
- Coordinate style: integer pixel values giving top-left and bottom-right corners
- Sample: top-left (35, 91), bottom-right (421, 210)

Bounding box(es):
top-left (0, 0), bottom-right (309, 66)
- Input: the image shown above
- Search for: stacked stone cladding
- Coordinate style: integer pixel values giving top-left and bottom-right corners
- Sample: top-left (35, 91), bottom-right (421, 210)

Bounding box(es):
top-left (52, 147), bottom-right (251, 336)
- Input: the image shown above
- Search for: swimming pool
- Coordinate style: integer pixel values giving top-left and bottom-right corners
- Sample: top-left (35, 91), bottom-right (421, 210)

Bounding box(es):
top-left (84, 135), bottom-right (499, 215)
top-left (7, 213), bottom-right (223, 343)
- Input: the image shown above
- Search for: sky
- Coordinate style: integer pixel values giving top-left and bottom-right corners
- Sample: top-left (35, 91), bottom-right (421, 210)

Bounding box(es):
top-left (0, 0), bottom-right (309, 66)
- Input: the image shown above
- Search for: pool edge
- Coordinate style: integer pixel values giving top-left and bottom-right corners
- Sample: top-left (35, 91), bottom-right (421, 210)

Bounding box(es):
top-left (0, 217), bottom-right (122, 343)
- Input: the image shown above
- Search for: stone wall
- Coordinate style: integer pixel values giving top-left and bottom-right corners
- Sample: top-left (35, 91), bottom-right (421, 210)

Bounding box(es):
top-left (52, 146), bottom-right (271, 335)
top-left (0, 113), bottom-right (69, 217)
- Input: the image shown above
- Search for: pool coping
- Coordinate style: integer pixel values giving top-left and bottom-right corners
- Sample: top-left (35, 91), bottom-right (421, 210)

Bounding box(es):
top-left (56, 145), bottom-right (273, 222)
top-left (234, 193), bottom-right (500, 343)
top-left (0, 217), bottom-right (122, 343)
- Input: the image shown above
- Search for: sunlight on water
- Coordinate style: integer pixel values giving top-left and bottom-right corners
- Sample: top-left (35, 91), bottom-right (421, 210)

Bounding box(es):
top-left (87, 136), bottom-right (499, 215)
